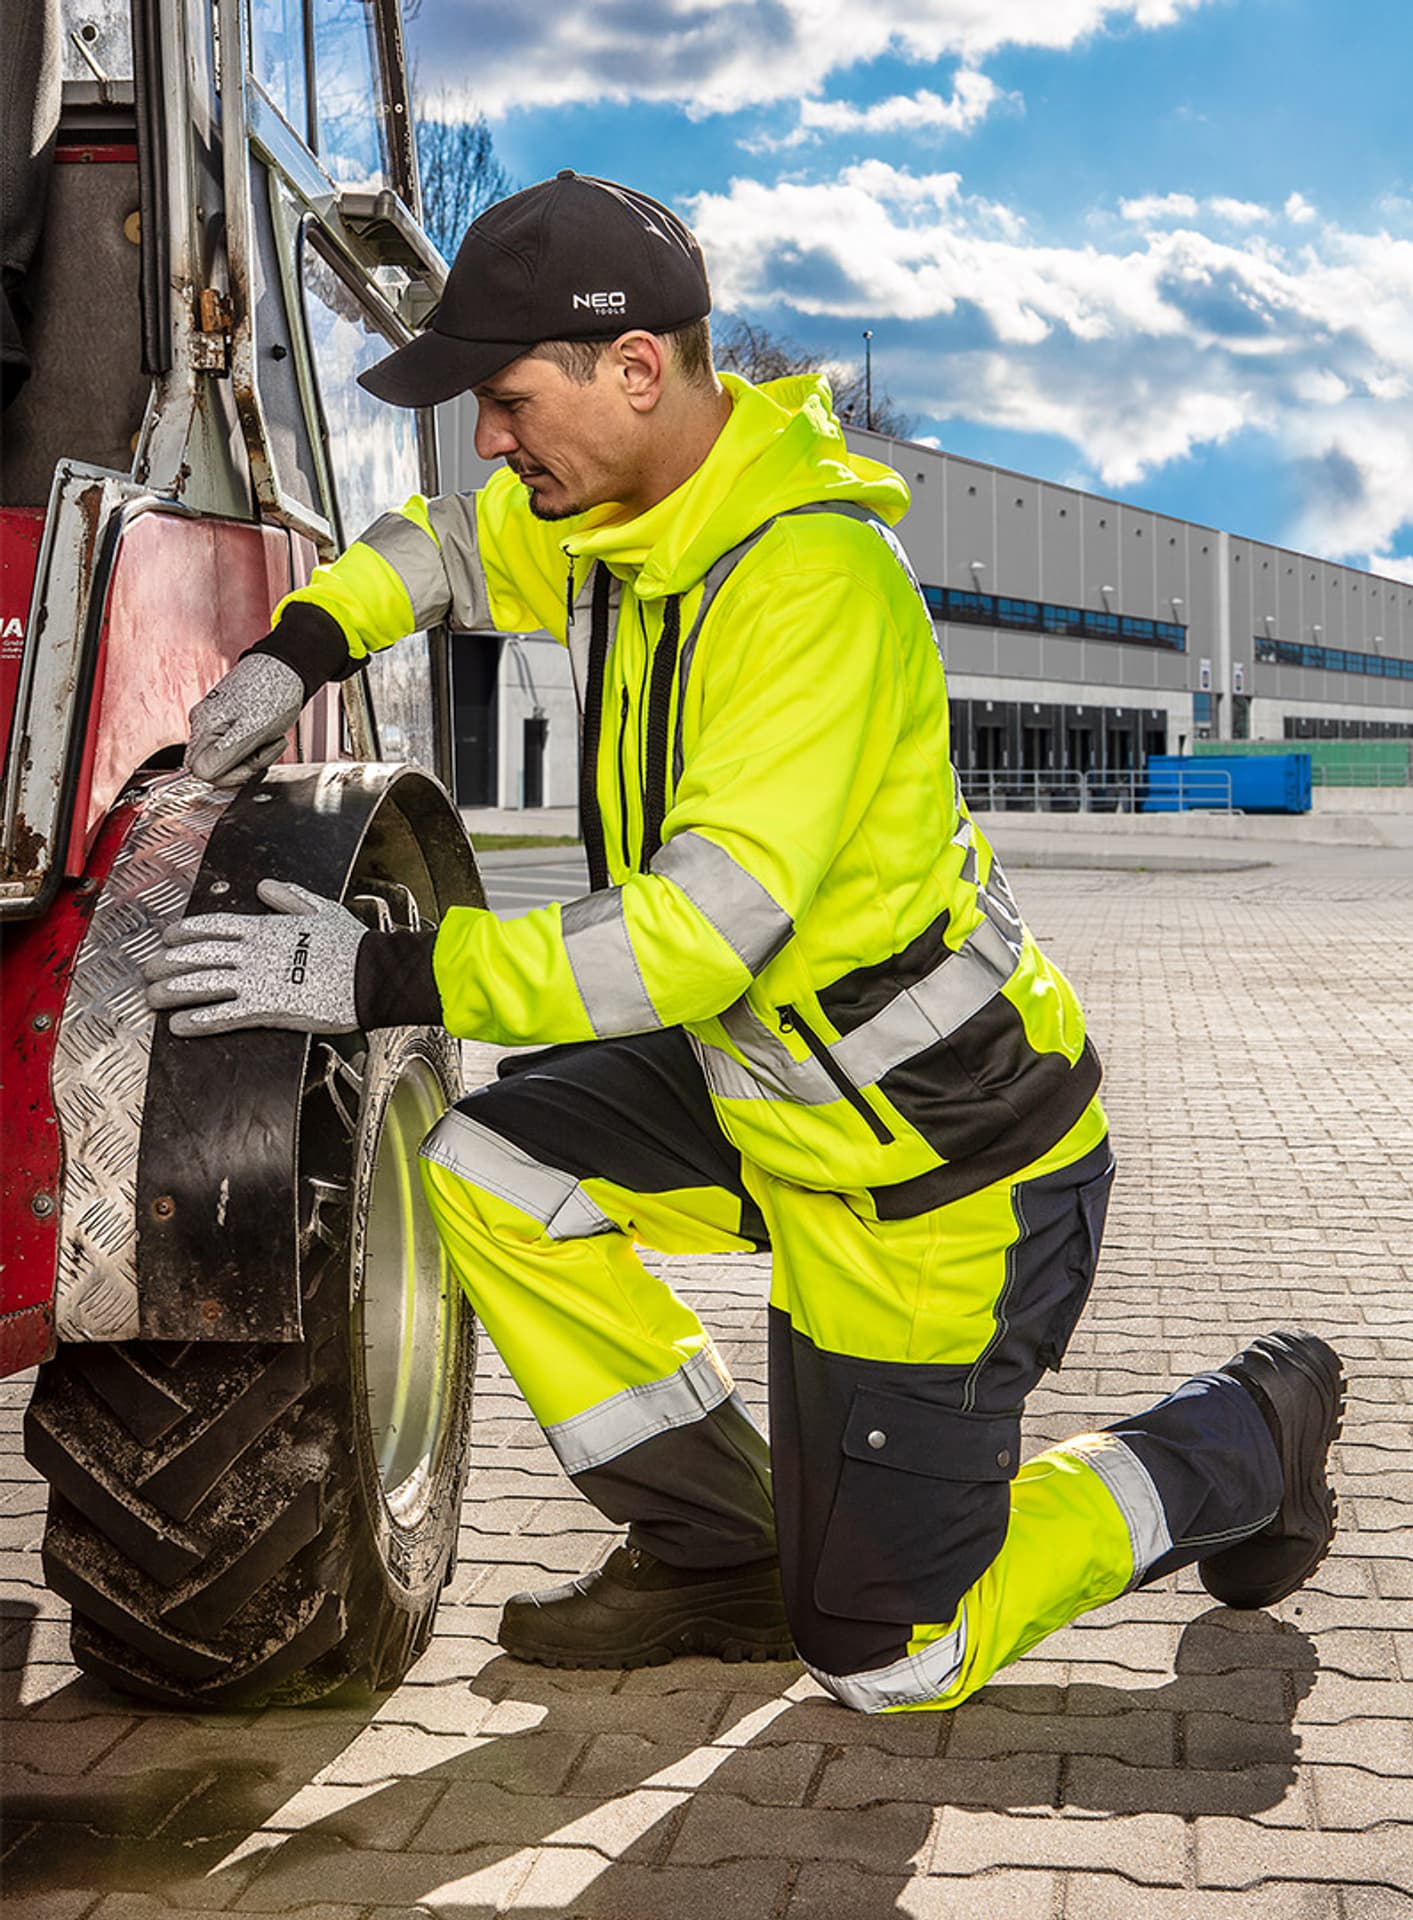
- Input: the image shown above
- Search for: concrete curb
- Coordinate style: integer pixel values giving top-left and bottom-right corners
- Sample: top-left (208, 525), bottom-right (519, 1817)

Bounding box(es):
top-left (1006, 847), bottom-right (1271, 873)
top-left (472, 843), bottom-right (586, 870)
top-left (971, 806), bottom-right (1413, 848)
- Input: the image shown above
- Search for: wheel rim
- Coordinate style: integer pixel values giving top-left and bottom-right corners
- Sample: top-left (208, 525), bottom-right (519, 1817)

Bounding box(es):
top-left (356, 1052), bottom-right (459, 1528)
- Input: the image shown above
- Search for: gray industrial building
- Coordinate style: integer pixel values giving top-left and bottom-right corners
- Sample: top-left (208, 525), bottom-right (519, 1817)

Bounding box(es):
top-left (438, 410), bottom-right (1413, 810)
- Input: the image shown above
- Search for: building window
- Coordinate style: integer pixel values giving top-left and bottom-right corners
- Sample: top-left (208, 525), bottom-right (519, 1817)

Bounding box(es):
top-left (1255, 632), bottom-right (1413, 680)
top-left (997, 596), bottom-right (1041, 627)
top-left (925, 585), bottom-right (1186, 650)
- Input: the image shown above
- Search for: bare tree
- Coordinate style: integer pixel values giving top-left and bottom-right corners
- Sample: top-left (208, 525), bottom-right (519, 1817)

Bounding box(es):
top-left (414, 102), bottom-right (513, 261)
top-left (714, 316), bottom-right (911, 437)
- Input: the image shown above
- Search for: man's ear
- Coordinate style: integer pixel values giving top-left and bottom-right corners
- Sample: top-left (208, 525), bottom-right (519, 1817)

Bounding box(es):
top-left (611, 331), bottom-right (667, 413)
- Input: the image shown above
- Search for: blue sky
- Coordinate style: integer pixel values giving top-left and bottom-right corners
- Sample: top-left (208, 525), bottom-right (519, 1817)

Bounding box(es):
top-left (407, 0), bottom-right (1413, 576)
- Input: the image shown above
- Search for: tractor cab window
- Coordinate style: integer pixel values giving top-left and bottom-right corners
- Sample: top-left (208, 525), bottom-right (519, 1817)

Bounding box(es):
top-left (312, 0), bottom-right (389, 187)
top-left (300, 231), bottom-right (434, 769)
top-left (250, 0), bottom-right (390, 188)
top-left (249, 0), bottom-right (311, 142)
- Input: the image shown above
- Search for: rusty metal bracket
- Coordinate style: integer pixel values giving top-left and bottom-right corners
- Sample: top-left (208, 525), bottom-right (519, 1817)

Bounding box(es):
top-left (192, 287), bottom-right (234, 373)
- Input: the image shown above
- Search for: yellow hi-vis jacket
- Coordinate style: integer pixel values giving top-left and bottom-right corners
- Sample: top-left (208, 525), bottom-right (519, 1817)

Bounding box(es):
top-left (275, 372), bottom-right (1101, 1212)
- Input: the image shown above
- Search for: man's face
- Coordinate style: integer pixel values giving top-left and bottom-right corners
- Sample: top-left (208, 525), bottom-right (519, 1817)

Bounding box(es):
top-left (472, 352), bottom-right (632, 521)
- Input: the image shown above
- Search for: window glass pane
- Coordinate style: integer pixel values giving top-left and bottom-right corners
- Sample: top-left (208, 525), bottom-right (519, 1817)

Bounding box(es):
top-left (1043, 604), bottom-right (1081, 633)
top-left (313, 0), bottom-right (387, 187)
top-left (998, 597), bottom-right (1039, 626)
top-left (300, 234), bottom-right (434, 770)
top-left (250, 0), bottom-right (309, 138)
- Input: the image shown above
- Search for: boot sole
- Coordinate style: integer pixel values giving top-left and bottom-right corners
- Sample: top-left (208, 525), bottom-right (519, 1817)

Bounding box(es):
top-left (499, 1632), bottom-right (798, 1671)
top-left (499, 1601), bottom-right (797, 1671)
top-left (1201, 1330), bottom-right (1346, 1610)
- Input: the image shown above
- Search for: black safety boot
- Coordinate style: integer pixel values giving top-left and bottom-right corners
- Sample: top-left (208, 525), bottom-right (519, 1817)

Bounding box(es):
top-left (1199, 1330), bottom-right (1345, 1610)
top-left (498, 1544), bottom-right (796, 1670)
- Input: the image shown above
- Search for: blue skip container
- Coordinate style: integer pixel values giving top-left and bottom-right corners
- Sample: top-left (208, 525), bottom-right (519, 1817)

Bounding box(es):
top-left (1143, 754), bottom-right (1312, 814)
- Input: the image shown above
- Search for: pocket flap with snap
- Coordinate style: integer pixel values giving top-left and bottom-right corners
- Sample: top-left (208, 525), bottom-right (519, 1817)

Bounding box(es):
top-left (841, 1388), bottom-right (1020, 1483)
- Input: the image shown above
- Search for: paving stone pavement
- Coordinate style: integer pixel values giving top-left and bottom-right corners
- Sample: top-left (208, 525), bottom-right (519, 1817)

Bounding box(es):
top-left (4, 840), bottom-right (1412, 1918)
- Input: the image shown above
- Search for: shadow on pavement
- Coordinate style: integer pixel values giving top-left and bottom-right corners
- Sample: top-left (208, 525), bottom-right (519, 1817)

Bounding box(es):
top-left (2, 1601), bottom-right (1317, 1917)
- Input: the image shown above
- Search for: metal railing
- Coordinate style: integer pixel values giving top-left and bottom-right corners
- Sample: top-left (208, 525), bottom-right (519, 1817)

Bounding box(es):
top-left (1309, 764), bottom-right (1411, 789)
top-left (962, 768), bottom-right (1236, 814)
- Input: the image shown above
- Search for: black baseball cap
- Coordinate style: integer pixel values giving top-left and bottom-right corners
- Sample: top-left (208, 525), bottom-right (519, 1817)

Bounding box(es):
top-left (358, 172), bottom-right (712, 407)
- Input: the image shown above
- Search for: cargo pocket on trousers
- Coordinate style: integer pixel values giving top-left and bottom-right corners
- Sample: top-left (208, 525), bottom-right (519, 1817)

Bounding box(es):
top-left (813, 1385), bottom-right (1021, 1626)
top-left (1035, 1158), bottom-right (1115, 1373)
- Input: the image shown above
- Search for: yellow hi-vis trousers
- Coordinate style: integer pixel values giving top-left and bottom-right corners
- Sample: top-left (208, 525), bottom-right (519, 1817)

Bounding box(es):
top-left (419, 1032), bottom-right (1281, 1713)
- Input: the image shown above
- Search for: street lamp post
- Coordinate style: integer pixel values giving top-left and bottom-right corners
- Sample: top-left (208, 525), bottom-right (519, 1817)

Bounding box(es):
top-left (862, 330), bottom-right (873, 430)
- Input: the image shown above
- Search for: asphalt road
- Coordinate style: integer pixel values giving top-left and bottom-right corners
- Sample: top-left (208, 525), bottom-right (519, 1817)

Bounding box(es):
top-left (477, 848), bottom-right (589, 917)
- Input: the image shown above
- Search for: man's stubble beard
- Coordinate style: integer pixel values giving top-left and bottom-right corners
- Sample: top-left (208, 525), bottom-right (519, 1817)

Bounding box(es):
top-left (512, 468), bottom-right (588, 521)
top-left (527, 494), bottom-right (585, 522)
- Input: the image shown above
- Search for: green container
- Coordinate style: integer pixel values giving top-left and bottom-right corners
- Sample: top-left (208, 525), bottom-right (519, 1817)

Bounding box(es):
top-left (1193, 740), bottom-right (1411, 786)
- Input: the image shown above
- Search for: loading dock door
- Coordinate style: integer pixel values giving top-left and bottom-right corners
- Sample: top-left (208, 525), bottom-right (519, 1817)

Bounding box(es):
top-left (523, 715), bottom-right (548, 808)
top-left (1104, 710), bottom-right (1139, 774)
top-left (1142, 712), bottom-right (1168, 762)
top-left (1065, 705), bottom-right (1098, 773)
top-left (453, 633), bottom-right (501, 806)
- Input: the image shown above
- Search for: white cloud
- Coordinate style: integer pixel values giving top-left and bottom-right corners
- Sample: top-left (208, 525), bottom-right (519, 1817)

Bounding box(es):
top-left (1285, 191), bottom-right (1318, 224)
top-left (753, 70), bottom-right (1005, 151)
top-left (1292, 369), bottom-right (1351, 406)
top-left (1120, 192), bottom-right (1199, 222)
top-left (416, 0), bottom-right (1214, 118)
top-left (687, 163), bottom-right (1413, 563)
top-left (1119, 194), bottom-right (1272, 229)
top-left (1207, 195), bottom-right (1270, 226)
top-left (1368, 552), bottom-right (1413, 585)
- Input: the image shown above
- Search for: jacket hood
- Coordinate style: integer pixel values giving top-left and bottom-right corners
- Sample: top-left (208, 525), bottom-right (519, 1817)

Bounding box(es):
top-left (560, 372), bottom-right (911, 601)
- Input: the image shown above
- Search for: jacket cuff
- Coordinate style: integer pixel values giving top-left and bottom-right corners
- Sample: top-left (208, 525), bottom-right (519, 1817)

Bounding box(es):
top-left (247, 602), bottom-right (362, 700)
top-left (354, 928), bottom-right (444, 1030)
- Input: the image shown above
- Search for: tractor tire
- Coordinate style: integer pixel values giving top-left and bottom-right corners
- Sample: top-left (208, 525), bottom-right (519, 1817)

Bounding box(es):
top-left (24, 1021), bottom-right (474, 1708)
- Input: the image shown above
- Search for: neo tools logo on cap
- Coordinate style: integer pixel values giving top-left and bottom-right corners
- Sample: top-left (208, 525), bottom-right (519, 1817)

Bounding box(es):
top-left (573, 291), bottom-right (627, 312)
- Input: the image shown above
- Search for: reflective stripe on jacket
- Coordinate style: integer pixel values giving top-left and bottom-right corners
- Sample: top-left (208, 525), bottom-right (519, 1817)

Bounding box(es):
top-left (272, 372), bottom-right (1102, 1205)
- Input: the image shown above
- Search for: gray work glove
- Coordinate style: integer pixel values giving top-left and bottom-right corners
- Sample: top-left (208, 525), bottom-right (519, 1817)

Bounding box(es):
top-left (185, 654), bottom-right (306, 787)
top-left (144, 879), bottom-right (365, 1037)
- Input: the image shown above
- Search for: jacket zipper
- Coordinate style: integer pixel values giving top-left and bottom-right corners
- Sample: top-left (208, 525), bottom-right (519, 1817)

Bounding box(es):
top-left (778, 1004), bottom-right (895, 1144)
top-left (615, 685), bottom-right (632, 869)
